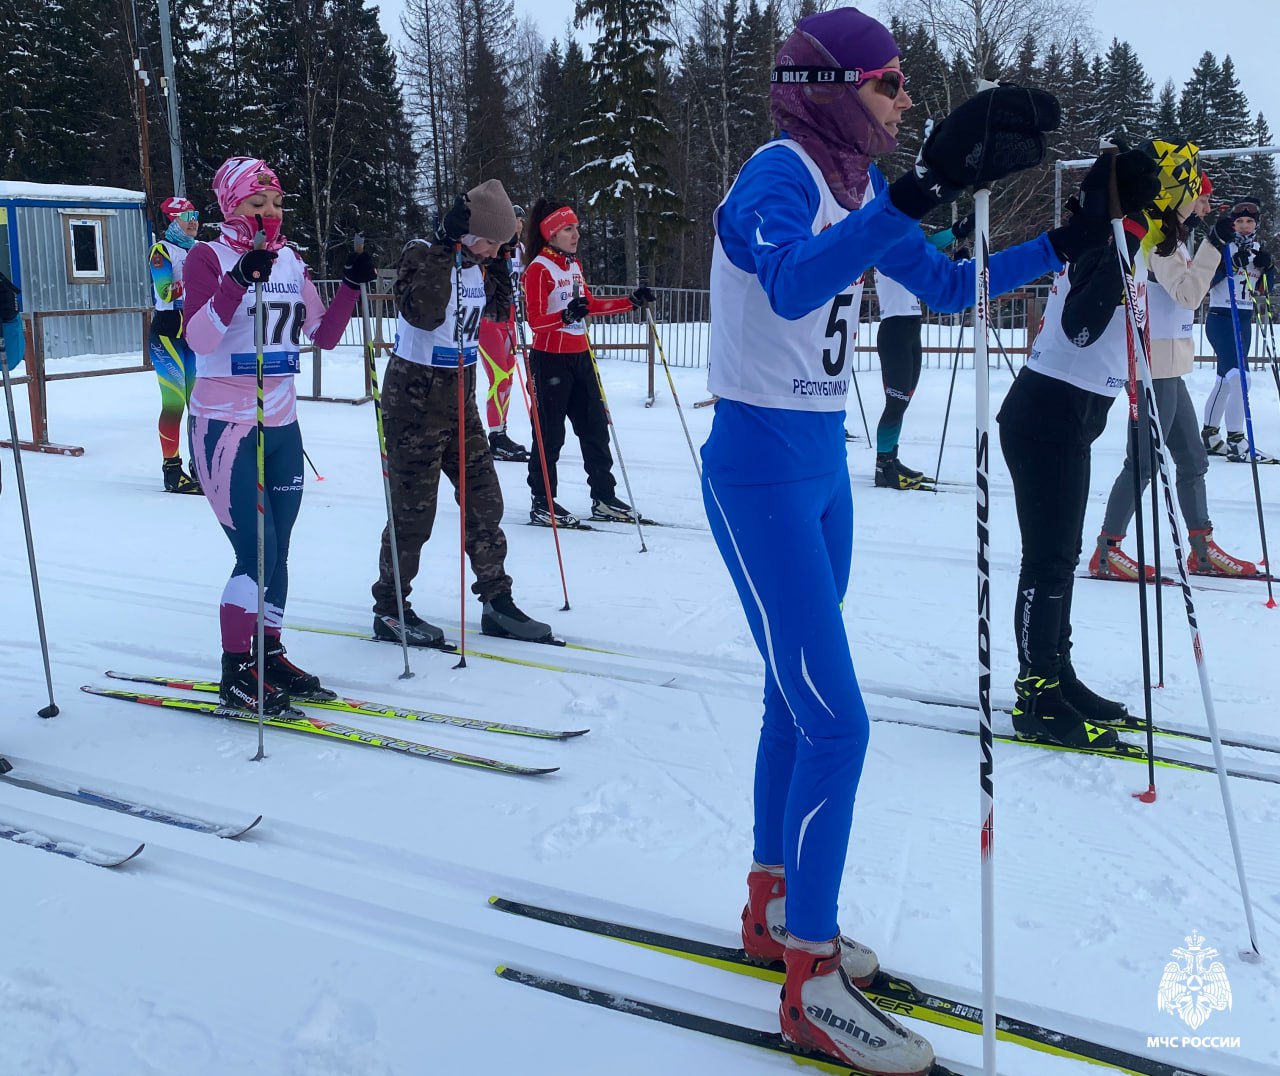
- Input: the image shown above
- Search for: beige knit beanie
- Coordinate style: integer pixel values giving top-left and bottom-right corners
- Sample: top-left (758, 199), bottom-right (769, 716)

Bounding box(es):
top-left (465, 179), bottom-right (519, 243)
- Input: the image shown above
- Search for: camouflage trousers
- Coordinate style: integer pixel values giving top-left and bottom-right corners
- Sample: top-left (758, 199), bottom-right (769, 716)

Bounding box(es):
top-left (371, 357), bottom-right (512, 615)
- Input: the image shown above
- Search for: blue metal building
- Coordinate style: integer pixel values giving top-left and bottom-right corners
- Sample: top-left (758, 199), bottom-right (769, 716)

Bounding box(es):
top-left (0, 182), bottom-right (150, 360)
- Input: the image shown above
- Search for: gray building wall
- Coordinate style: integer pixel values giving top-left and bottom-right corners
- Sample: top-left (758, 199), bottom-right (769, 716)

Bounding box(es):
top-left (0, 187), bottom-right (151, 361)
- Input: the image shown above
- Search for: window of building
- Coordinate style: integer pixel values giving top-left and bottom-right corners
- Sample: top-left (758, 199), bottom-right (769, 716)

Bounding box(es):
top-left (64, 216), bottom-right (110, 284)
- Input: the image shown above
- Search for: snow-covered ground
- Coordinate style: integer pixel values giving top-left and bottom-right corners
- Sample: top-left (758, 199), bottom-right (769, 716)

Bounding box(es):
top-left (2, 346), bottom-right (1278, 1076)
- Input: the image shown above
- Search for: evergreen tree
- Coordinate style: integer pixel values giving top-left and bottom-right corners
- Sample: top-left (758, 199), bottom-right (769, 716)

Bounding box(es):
top-left (735, 0), bottom-right (781, 157)
top-left (1094, 39), bottom-right (1153, 144)
top-left (463, 21), bottom-right (515, 189)
top-left (1239, 113), bottom-right (1278, 250)
top-left (573, 0), bottom-right (680, 282)
top-left (1154, 80), bottom-right (1180, 142)
top-left (1179, 52), bottom-right (1221, 147)
top-left (536, 38), bottom-right (592, 204)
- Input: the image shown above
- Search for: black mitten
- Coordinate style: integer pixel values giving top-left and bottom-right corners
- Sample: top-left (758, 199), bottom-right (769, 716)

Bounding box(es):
top-left (889, 84), bottom-right (1061, 219)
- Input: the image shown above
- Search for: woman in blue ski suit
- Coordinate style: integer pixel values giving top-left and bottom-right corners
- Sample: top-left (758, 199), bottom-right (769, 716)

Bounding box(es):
top-left (700, 8), bottom-right (1150, 1073)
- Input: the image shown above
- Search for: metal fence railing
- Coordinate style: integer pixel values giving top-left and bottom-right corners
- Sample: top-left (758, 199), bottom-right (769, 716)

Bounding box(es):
top-left (315, 277), bottom-right (1280, 380)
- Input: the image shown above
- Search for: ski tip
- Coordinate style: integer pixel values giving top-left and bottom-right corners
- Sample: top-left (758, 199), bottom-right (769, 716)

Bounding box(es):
top-left (561, 729), bottom-right (590, 739)
top-left (108, 842), bottom-right (146, 867)
top-left (221, 814), bottom-right (265, 839)
top-left (495, 964), bottom-right (509, 975)
top-left (487, 895), bottom-right (501, 906)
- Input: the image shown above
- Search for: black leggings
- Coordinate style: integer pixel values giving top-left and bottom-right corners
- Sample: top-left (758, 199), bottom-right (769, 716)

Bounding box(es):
top-left (875, 315), bottom-right (922, 454)
top-left (997, 369), bottom-right (1115, 674)
top-left (526, 349), bottom-right (616, 504)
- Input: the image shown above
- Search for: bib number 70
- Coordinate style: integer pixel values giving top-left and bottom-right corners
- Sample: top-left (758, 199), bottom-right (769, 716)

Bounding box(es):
top-left (822, 293), bottom-right (856, 376)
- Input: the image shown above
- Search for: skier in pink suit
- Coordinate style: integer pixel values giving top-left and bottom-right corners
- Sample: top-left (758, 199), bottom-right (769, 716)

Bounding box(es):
top-left (182, 156), bottom-right (377, 712)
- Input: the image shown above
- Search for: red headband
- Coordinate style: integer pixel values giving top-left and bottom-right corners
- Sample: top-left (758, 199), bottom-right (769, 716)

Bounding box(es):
top-left (540, 207), bottom-right (579, 241)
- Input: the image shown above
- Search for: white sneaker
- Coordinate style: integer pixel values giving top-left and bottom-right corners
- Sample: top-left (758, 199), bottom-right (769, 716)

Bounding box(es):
top-left (780, 935), bottom-right (934, 1075)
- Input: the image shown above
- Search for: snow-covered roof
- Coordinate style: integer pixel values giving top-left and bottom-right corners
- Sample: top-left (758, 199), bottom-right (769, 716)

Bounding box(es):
top-left (0, 181), bottom-right (146, 204)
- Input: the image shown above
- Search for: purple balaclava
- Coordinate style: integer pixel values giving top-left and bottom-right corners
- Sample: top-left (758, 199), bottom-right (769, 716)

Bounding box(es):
top-left (771, 8), bottom-right (901, 210)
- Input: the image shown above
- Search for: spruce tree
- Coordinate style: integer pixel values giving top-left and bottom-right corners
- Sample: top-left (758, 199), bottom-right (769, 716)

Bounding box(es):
top-left (1179, 52), bottom-right (1221, 148)
top-left (1154, 81), bottom-right (1180, 143)
top-left (1240, 113), bottom-right (1278, 250)
top-left (573, 0), bottom-right (680, 282)
top-left (1095, 39), bottom-right (1153, 145)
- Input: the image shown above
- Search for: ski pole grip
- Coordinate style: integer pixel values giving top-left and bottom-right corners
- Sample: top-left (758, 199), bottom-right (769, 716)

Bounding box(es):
top-left (354, 231), bottom-right (365, 256)
top-left (253, 213), bottom-right (266, 251)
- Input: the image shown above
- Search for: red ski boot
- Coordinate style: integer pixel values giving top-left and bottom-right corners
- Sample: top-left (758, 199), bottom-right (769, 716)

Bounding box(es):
top-left (1187, 529), bottom-right (1259, 576)
top-left (1089, 533), bottom-right (1156, 582)
top-left (740, 862), bottom-right (878, 987)
top-left (779, 935), bottom-right (934, 1075)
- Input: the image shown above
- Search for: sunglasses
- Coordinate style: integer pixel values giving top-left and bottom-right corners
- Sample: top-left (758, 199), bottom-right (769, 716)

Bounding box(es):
top-left (176, 210), bottom-right (199, 222)
top-left (771, 65), bottom-right (907, 100)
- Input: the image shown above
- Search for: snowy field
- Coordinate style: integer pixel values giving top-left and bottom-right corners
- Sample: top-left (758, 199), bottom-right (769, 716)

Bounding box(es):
top-left (2, 344), bottom-right (1279, 1076)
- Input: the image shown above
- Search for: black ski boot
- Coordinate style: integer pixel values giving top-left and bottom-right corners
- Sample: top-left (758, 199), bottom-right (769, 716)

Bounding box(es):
top-left (1059, 661), bottom-right (1132, 727)
top-left (874, 452), bottom-right (927, 490)
top-left (1201, 424), bottom-right (1227, 456)
top-left (481, 593), bottom-right (558, 644)
top-left (1011, 668), bottom-right (1119, 750)
top-left (530, 497), bottom-right (583, 528)
top-left (1224, 431), bottom-right (1276, 463)
top-left (590, 494), bottom-right (639, 521)
top-left (220, 651), bottom-right (291, 714)
top-left (372, 609), bottom-right (448, 649)
top-left (488, 429), bottom-right (530, 462)
top-left (263, 638), bottom-right (335, 700)
top-left (163, 456), bottom-right (202, 494)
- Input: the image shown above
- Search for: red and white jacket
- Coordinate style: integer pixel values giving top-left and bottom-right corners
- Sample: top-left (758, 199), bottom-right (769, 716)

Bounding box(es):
top-left (522, 246), bottom-right (633, 353)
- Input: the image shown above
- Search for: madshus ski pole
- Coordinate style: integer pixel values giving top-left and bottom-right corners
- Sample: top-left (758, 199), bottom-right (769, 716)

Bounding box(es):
top-left (971, 179), bottom-right (997, 1076)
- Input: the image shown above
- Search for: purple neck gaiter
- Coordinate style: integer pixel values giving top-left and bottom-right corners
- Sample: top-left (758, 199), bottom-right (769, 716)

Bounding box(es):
top-left (771, 10), bottom-right (900, 210)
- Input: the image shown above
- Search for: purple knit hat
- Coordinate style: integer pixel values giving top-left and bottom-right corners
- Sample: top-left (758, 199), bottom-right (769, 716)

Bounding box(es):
top-left (771, 8), bottom-right (901, 209)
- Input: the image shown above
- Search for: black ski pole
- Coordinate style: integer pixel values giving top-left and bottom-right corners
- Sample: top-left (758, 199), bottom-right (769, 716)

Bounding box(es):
top-left (1246, 281), bottom-right (1280, 415)
top-left (355, 232), bottom-right (412, 680)
top-left (302, 448), bottom-right (324, 481)
top-left (1224, 244), bottom-right (1276, 608)
top-left (932, 311), bottom-right (965, 492)
top-left (0, 316), bottom-right (59, 718)
top-left (849, 355), bottom-right (872, 447)
top-left (989, 324), bottom-right (1019, 377)
top-left (1120, 289), bottom-right (1156, 799)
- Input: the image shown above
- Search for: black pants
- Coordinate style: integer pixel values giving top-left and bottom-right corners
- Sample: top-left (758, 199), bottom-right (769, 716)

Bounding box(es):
top-left (875, 315), bottom-right (922, 454)
top-left (997, 368), bottom-right (1116, 674)
top-left (526, 349), bottom-right (616, 504)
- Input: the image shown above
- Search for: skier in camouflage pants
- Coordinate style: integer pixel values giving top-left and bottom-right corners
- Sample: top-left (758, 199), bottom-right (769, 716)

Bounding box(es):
top-left (370, 179), bottom-right (554, 647)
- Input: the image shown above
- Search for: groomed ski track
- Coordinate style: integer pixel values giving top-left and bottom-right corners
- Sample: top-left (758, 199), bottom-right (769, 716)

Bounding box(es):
top-left (4, 355), bottom-right (1278, 1074)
